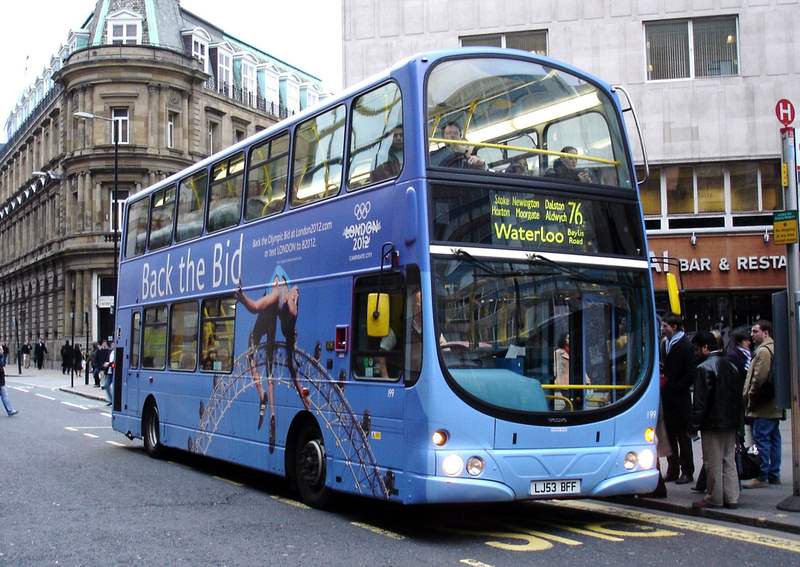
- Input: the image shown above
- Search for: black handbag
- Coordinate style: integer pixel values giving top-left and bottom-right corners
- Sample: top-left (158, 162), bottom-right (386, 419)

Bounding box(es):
top-left (736, 435), bottom-right (761, 480)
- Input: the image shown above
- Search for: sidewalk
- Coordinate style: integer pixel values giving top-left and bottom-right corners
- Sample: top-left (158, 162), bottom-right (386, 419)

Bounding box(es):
top-left (8, 365), bottom-right (110, 403)
top-left (616, 414), bottom-right (800, 535)
top-left (8, 367), bottom-right (800, 534)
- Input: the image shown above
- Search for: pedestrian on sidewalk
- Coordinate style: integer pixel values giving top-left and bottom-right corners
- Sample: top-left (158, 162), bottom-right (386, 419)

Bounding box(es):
top-left (33, 337), bottom-right (47, 370)
top-left (0, 352), bottom-right (19, 416)
top-left (60, 340), bottom-right (73, 375)
top-left (689, 331), bottom-right (743, 509)
top-left (93, 341), bottom-right (109, 387)
top-left (659, 313), bottom-right (697, 485)
top-left (21, 339), bottom-right (31, 369)
top-left (72, 344), bottom-right (84, 375)
top-left (742, 320), bottom-right (783, 489)
top-left (103, 341), bottom-right (115, 406)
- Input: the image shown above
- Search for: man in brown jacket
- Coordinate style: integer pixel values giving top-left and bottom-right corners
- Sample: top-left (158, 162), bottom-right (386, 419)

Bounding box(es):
top-left (742, 320), bottom-right (782, 489)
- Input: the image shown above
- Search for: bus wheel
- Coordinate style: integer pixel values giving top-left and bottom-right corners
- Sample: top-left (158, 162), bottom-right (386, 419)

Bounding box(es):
top-left (295, 422), bottom-right (330, 508)
top-left (143, 402), bottom-right (165, 459)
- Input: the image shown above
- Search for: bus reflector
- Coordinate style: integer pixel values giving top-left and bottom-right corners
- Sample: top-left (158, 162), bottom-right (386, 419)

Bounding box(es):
top-left (335, 325), bottom-right (349, 352)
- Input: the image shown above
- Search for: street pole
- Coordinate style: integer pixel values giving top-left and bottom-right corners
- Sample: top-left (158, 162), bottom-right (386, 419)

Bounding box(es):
top-left (84, 312), bottom-right (89, 385)
top-left (70, 309), bottom-right (75, 389)
top-left (113, 120), bottom-right (119, 318)
top-left (14, 316), bottom-right (20, 375)
top-left (778, 125), bottom-right (800, 511)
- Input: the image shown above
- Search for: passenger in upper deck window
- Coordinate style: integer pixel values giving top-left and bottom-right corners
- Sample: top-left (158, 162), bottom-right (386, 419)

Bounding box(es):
top-left (429, 121), bottom-right (486, 170)
top-left (504, 157), bottom-right (529, 175)
top-left (550, 146), bottom-right (592, 183)
top-left (371, 126), bottom-right (405, 182)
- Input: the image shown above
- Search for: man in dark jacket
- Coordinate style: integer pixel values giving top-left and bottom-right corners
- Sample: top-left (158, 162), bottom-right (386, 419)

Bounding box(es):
top-left (659, 313), bottom-right (696, 484)
top-left (689, 331), bottom-right (744, 509)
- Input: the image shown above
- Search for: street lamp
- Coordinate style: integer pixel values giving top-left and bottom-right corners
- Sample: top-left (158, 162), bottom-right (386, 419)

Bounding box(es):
top-left (74, 111), bottom-right (119, 317)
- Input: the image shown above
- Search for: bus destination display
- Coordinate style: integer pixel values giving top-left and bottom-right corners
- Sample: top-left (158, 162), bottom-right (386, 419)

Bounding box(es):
top-left (490, 191), bottom-right (595, 252)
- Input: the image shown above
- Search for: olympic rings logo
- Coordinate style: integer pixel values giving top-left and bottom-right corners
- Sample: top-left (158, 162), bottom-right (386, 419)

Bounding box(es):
top-left (354, 202), bottom-right (371, 220)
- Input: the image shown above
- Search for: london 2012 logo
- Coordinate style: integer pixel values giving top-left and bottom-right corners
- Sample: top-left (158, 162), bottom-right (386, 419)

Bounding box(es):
top-left (343, 201), bottom-right (382, 258)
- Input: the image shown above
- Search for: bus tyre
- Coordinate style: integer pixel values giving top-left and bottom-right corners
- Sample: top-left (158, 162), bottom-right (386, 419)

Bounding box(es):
top-left (143, 402), bottom-right (165, 459)
top-left (295, 422), bottom-right (330, 508)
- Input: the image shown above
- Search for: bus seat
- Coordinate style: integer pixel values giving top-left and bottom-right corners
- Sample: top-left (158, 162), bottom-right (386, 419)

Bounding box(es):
top-left (149, 226), bottom-right (172, 249)
top-left (208, 201), bottom-right (241, 231)
top-left (176, 219), bottom-right (203, 241)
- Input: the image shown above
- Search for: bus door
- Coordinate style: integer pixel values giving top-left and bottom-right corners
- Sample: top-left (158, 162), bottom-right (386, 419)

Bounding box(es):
top-left (112, 345), bottom-right (124, 411)
top-left (125, 310), bottom-right (142, 415)
top-left (349, 269), bottom-right (419, 482)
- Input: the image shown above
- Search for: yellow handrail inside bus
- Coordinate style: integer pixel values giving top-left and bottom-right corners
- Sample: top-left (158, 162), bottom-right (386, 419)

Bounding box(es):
top-left (427, 137), bottom-right (620, 166)
top-left (546, 395), bottom-right (573, 411)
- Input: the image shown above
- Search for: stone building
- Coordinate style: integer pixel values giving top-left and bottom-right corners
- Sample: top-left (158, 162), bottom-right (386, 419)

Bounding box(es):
top-left (341, 0), bottom-right (800, 333)
top-left (0, 0), bottom-right (324, 367)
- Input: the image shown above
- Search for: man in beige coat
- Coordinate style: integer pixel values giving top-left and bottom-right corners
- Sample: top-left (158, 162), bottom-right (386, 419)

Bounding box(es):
top-left (742, 320), bottom-right (782, 489)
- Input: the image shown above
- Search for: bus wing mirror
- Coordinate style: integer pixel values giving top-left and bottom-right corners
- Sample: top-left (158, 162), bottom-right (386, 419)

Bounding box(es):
top-left (367, 293), bottom-right (390, 337)
top-left (666, 273), bottom-right (681, 315)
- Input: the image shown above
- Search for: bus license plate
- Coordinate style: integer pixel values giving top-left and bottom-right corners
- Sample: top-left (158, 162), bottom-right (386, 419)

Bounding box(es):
top-left (530, 479), bottom-right (581, 496)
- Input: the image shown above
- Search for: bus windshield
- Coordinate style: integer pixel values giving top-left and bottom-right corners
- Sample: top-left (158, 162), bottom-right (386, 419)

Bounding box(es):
top-left (434, 255), bottom-right (652, 417)
top-left (426, 56), bottom-right (633, 188)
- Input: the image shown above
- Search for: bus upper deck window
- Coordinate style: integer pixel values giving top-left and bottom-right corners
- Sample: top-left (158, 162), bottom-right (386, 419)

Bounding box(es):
top-left (176, 170), bottom-right (208, 243)
top-left (246, 132), bottom-right (289, 221)
top-left (208, 152), bottom-right (245, 232)
top-left (292, 105), bottom-right (346, 206)
top-left (125, 197), bottom-right (149, 258)
top-left (348, 83), bottom-right (403, 189)
top-left (149, 184), bottom-right (176, 251)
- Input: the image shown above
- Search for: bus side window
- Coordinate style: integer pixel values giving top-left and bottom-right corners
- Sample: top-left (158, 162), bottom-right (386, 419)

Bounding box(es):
top-left (246, 132), bottom-right (289, 221)
top-left (292, 105), bottom-right (346, 206)
top-left (149, 184), bottom-right (176, 250)
top-left (348, 83), bottom-right (403, 189)
top-left (208, 152), bottom-right (245, 232)
top-left (169, 301), bottom-right (199, 371)
top-left (201, 297), bottom-right (236, 373)
top-left (129, 310), bottom-right (141, 369)
top-left (142, 305), bottom-right (168, 370)
top-left (176, 169), bottom-right (208, 243)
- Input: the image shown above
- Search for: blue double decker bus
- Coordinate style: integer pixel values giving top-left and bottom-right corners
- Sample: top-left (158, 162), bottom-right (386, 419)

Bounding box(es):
top-left (112, 48), bottom-right (659, 507)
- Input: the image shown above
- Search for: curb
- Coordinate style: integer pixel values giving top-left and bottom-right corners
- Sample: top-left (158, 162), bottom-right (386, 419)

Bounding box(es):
top-left (612, 495), bottom-right (800, 536)
top-left (58, 387), bottom-right (109, 403)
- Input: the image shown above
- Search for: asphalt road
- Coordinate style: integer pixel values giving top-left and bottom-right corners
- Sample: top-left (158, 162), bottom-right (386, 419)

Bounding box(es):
top-left (2, 374), bottom-right (800, 566)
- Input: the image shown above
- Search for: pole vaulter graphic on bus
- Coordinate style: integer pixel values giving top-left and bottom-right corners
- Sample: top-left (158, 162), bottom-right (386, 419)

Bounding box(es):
top-left (190, 264), bottom-right (392, 504)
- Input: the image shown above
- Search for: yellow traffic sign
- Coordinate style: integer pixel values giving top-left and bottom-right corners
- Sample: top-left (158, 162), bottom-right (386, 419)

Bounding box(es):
top-left (773, 210), bottom-right (798, 245)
